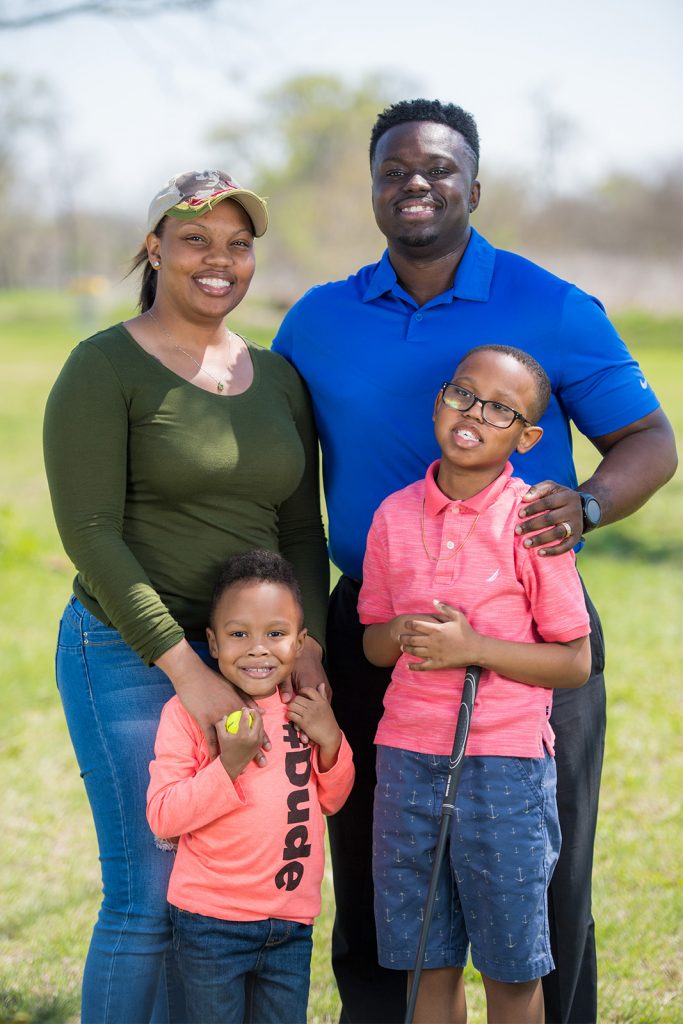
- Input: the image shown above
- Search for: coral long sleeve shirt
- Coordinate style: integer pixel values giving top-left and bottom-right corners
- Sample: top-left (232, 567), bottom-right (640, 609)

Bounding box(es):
top-left (147, 692), bottom-right (354, 925)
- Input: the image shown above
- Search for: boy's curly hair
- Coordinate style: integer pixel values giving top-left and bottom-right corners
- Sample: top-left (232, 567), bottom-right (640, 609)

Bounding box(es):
top-left (210, 549), bottom-right (304, 627)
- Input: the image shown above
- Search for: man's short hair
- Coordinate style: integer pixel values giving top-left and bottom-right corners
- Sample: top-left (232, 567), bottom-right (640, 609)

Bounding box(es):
top-left (210, 549), bottom-right (304, 627)
top-left (370, 99), bottom-right (480, 175)
top-left (459, 344), bottom-right (551, 424)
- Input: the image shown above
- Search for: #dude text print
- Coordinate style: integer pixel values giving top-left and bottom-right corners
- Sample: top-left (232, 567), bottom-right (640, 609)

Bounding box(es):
top-left (276, 722), bottom-right (313, 891)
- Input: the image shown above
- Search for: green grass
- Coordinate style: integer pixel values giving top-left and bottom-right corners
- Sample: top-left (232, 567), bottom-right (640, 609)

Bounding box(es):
top-left (0, 293), bottom-right (681, 1023)
top-left (566, 327), bottom-right (683, 1022)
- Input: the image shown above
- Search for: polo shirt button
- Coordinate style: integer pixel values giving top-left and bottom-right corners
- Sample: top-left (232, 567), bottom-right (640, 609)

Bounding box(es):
top-left (415, 313), bottom-right (423, 321)
top-left (446, 540), bottom-right (455, 549)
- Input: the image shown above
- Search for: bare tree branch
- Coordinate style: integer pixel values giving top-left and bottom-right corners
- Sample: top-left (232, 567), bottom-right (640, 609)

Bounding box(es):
top-left (0, 0), bottom-right (217, 29)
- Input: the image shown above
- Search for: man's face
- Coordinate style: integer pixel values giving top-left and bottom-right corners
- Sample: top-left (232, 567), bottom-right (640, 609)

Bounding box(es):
top-left (371, 120), bottom-right (480, 256)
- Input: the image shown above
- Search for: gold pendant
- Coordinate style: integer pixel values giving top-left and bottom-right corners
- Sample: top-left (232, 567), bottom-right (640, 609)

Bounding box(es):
top-left (217, 382), bottom-right (224, 391)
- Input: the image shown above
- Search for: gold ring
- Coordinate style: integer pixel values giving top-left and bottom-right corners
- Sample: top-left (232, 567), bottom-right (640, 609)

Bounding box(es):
top-left (560, 521), bottom-right (573, 539)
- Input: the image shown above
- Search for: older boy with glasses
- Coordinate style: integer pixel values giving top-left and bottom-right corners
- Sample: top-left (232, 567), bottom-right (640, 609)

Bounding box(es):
top-left (359, 345), bottom-right (591, 1024)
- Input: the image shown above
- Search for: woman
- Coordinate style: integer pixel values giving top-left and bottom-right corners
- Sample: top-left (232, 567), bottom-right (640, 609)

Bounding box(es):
top-left (43, 170), bottom-right (329, 1023)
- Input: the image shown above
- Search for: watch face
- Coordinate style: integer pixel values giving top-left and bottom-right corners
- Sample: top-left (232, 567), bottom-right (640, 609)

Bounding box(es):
top-left (582, 496), bottom-right (602, 528)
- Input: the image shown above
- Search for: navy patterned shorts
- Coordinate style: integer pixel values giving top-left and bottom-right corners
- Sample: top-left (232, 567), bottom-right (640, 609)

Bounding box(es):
top-left (373, 745), bottom-right (560, 983)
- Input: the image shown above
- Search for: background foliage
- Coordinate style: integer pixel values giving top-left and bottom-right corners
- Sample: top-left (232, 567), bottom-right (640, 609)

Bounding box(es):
top-left (0, 70), bottom-right (681, 311)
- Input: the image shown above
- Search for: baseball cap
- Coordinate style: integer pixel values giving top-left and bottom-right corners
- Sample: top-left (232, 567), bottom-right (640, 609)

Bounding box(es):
top-left (147, 170), bottom-right (268, 236)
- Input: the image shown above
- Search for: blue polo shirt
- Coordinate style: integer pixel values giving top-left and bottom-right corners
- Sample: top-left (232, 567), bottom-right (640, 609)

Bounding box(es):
top-left (273, 228), bottom-right (659, 580)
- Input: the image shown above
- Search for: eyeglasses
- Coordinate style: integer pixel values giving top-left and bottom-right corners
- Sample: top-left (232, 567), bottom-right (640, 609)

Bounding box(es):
top-left (439, 383), bottom-right (531, 429)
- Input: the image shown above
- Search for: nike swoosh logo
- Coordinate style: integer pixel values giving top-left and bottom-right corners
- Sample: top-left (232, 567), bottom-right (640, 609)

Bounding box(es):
top-left (486, 569), bottom-right (500, 582)
top-left (639, 378), bottom-right (648, 389)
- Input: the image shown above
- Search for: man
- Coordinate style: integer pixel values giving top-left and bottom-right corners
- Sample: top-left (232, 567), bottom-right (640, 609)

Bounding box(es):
top-left (273, 99), bottom-right (677, 1024)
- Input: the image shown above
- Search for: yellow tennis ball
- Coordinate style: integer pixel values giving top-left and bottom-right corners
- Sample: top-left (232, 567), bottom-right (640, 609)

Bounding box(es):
top-left (225, 710), bottom-right (255, 734)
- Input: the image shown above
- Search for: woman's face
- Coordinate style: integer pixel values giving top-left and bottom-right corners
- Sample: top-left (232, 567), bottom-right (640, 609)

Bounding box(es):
top-left (147, 199), bottom-right (256, 322)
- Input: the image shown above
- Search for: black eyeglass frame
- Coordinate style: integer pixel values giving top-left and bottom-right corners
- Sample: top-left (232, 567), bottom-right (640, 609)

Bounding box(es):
top-left (439, 382), bottom-right (532, 429)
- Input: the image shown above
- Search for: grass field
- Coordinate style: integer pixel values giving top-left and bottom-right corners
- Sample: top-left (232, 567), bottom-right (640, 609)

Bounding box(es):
top-left (0, 293), bottom-right (681, 1023)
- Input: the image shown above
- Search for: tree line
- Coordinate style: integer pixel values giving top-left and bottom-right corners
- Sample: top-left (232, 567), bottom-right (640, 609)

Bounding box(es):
top-left (1, 70), bottom-right (681, 309)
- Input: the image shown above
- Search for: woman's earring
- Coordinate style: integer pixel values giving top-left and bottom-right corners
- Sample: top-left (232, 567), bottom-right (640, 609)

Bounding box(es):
top-left (151, 259), bottom-right (160, 269)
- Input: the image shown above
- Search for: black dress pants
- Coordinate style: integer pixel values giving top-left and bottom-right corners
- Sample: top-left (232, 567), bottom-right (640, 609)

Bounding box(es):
top-left (326, 574), bottom-right (605, 1024)
top-left (542, 582), bottom-right (606, 1024)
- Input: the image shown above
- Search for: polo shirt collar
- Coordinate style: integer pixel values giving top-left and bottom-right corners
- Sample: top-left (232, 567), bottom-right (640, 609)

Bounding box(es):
top-left (362, 228), bottom-right (495, 305)
top-left (424, 459), bottom-right (515, 517)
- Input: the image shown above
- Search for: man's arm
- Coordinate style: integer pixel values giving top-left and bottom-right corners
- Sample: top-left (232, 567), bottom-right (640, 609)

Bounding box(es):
top-left (515, 408), bottom-right (677, 555)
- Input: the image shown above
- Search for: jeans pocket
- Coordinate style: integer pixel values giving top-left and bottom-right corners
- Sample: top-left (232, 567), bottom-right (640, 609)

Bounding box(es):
top-left (56, 615), bottom-right (69, 653)
top-left (81, 610), bottom-right (127, 647)
top-left (56, 596), bottom-right (84, 652)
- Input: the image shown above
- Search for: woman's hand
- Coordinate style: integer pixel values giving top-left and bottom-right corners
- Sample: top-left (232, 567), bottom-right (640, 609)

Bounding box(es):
top-left (279, 634), bottom-right (329, 745)
top-left (216, 709), bottom-right (267, 781)
top-left (287, 687), bottom-right (342, 772)
top-left (281, 634), bottom-right (330, 700)
top-left (156, 640), bottom-right (271, 762)
top-left (400, 601), bottom-right (482, 671)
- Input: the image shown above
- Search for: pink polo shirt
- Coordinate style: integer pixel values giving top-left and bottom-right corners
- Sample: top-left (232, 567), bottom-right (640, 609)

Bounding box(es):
top-left (358, 461), bottom-right (590, 758)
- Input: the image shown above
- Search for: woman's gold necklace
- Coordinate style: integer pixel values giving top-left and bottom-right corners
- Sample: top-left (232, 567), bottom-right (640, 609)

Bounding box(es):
top-left (146, 309), bottom-right (232, 391)
top-left (420, 500), bottom-right (481, 561)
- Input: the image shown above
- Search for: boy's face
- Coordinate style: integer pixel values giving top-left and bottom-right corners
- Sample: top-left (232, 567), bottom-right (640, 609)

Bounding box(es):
top-left (433, 349), bottom-right (543, 477)
top-left (206, 581), bottom-right (306, 698)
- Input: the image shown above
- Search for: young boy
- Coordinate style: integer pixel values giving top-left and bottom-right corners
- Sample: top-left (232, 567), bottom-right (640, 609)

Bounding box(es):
top-left (358, 345), bottom-right (592, 1024)
top-left (147, 550), bottom-right (354, 1024)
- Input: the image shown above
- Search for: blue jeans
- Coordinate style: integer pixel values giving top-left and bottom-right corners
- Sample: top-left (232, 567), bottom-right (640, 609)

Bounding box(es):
top-left (171, 908), bottom-right (312, 1024)
top-left (56, 595), bottom-right (209, 1023)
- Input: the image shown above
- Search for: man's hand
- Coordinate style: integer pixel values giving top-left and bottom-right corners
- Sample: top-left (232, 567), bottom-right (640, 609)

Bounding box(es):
top-left (216, 709), bottom-right (266, 780)
top-left (515, 481), bottom-right (583, 556)
top-left (401, 601), bottom-right (481, 670)
top-left (516, 409), bottom-right (678, 558)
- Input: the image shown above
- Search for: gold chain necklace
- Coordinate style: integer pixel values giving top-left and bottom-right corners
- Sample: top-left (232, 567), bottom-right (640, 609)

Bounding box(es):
top-left (420, 500), bottom-right (480, 561)
top-left (146, 309), bottom-right (232, 392)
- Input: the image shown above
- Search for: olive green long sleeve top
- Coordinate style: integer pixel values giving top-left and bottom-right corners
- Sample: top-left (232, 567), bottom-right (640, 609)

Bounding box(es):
top-left (44, 325), bottom-right (329, 665)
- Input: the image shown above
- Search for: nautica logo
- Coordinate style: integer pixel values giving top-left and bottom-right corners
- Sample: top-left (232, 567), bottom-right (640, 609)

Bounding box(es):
top-left (486, 568), bottom-right (500, 582)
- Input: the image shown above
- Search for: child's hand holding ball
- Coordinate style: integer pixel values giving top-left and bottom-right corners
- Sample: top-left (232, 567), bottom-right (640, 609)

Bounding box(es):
top-left (216, 708), bottom-right (264, 780)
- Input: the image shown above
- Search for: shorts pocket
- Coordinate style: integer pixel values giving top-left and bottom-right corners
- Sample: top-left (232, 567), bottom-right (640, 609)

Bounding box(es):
top-left (510, 754), bottom-right (552, 804)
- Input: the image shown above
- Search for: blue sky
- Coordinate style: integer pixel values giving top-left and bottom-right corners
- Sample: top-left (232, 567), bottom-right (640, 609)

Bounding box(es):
top-left (5, 0), bottom-right (682, 222)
